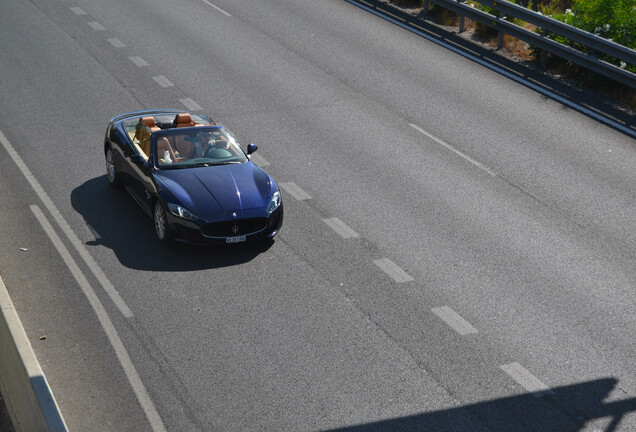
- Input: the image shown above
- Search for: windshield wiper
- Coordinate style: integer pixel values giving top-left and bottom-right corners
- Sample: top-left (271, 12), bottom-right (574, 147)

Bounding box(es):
top-left (192, 161), bottom-right (244, 167)
top-left (159, 164), bottom-right (190, 170)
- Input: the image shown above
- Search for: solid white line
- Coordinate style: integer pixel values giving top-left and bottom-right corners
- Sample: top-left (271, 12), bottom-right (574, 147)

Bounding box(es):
top-left (107, 38), bottom-right (127, 48)
top-left (152, 76), bottom-right (174, 88)
top-left (431, 306), bottom-right (478, 335)
top-left (410, 123), bottom-right (497, 176)
top-left (129, 56), bottom-right (149, 67)
top-left (87, 22), bottom-right (105, 31)
top-left (0, 129), bottom-right (133, 318)
top-left (500, 362), bottom-right (554, 398)
top-left (30, 205), bottom-right (167, 432)
top-left (373, 258), bottom-right (413, 283)
top-left (347, 0), bottom-right (636, 140)
top-left (279, 182), bottom-right (311, 200)
top-left (69, 6), bottom-right (86, 15)
top-left (200, 0), bottom-right (232, 17)
top-left (323, 217), bottom-right (359, 238)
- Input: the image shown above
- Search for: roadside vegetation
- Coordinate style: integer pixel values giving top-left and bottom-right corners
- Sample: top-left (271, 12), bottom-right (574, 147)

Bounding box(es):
top-left (389, 0), bottom-right (636, 110)
top-left (534, 0), bottom-right (636, 72)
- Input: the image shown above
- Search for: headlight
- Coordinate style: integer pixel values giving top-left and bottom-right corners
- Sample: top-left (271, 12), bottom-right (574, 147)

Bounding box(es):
top-left (266, 191), bottom-right (281, 214)
top-left (167, 203), bottom-right (199, 221)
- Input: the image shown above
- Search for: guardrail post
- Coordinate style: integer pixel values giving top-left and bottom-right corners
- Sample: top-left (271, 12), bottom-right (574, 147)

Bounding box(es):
top-left (423, 0), bottom-right (430, 16)
top-left (541, 50), bottom-right (548, 67)
top-left (492, 17), bottom-right (504, 50)
top-left (457, 0), bottom-right (465, 32)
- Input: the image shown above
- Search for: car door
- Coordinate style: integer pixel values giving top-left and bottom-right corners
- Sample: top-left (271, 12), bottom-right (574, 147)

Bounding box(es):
top-left (107, 124), bottom-right (134, 183)
top-left (125, 146), bottom-right (155, 215)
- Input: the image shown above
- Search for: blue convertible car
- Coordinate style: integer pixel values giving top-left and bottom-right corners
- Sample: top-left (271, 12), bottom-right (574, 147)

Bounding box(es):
top-left (103, 109), bottom-right (283, 244)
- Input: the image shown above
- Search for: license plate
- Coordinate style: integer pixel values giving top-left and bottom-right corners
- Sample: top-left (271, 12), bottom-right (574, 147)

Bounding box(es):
top-left (226, 235), bottom-right (246, 244)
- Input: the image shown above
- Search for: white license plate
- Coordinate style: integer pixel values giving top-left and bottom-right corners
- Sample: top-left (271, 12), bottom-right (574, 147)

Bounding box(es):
top-left (226, 235), bottom-right (246, 244)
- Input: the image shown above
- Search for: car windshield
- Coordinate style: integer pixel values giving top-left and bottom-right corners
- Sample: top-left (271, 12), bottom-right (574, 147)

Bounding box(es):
top-left (154, 126), bottom-right (249, 169)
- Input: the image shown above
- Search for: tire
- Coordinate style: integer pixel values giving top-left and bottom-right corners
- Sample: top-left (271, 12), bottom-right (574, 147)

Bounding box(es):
top-left (153, 201), bottom-right (172, 243)
top-left (105, 146), bottom-right (121, 187)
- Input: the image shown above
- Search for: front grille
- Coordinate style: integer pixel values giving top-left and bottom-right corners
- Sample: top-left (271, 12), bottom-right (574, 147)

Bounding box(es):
top-left (201, 218), bottom-right (268, 238)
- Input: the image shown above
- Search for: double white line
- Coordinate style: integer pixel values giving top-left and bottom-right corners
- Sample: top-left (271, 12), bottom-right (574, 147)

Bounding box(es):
top-left (0, 129), bottom-right (167, 432)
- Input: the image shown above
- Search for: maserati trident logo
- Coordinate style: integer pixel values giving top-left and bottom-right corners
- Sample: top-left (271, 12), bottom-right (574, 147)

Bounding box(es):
top-left (232, 224), bottom-right (239, 235)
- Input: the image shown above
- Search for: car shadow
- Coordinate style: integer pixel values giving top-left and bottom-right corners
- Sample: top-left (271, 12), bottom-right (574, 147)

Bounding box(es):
top-left (324, 377), bottom-right (636, 432)
top-left (70, 176), bottom-right (273, 271)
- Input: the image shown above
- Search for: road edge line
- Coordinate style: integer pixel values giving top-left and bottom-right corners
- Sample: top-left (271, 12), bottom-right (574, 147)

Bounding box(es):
top-left (0, 128), bottom-right (133, 318)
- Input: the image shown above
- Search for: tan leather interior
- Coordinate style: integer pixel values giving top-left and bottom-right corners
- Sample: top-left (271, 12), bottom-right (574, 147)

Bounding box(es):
top-left (141, 116), bottom-right (157, 128)
top-left (174, 113), bottom-right (196, 128)
top-left (136, 116), bottom-right (160, 158)
top-left (131, 113), bottom-right (212, 161)
top-left (173, 113), bottom-right (199, 158)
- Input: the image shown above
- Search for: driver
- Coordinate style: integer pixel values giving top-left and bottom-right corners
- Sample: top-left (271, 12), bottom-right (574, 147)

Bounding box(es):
top-left (207, 131), bottom-right (231, 150)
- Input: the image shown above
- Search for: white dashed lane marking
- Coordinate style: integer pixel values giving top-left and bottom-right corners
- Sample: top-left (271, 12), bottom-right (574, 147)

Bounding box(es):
top-left (129, 56), bottom-right (149, 67)
top-left (373, 258), bottom-right (413, 283)
top-left (323, 217), bottom-right (359, 239)
top-left (249, 153), bottom-right (269, 167)
top-left (70, 6), bottom-right (86, 15)
top-left (279, 182), bottom-right (311, 201)
top-left (200, 0), bottom-right (232, 16)
top-left (88, 21), bottom-right (105, 31)
top-left (179, 98), bottom-right (202, 111)
top-left (431, 306), bottom-right (478, 335)
top-left (410, 123), bottom-right (497, 176)
top-left (152, 76), bottom-right (174, 88)
top-left (500, 363), bottom-right (554, 398)
top-left (108, 38), bottom-right (127, 48)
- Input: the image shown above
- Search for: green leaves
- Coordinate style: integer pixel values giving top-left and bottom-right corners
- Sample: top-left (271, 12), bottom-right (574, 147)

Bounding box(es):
top-left (542, 0), bottom-right (636, 71)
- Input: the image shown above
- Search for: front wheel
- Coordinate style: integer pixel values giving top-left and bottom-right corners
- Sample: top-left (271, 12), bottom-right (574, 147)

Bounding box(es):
top-left (154, 201), bottom-right (172, 243)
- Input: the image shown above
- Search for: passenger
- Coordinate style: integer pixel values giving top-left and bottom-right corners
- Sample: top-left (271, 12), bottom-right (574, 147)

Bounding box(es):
top-left (174, 132), bottom-right (198, 160)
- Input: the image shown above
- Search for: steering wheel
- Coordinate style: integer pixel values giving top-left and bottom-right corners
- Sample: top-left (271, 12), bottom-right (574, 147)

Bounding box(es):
top-left (204, 146), bottom-right (232, 159)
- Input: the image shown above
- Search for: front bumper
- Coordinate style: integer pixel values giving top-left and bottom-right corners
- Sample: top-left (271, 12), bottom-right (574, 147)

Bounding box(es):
top-left (169, 204), bottom-right (284, 245)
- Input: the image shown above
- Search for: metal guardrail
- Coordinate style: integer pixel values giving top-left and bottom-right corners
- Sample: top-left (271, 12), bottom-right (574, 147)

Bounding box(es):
top-left (422, 0), bottom-right (636, 89)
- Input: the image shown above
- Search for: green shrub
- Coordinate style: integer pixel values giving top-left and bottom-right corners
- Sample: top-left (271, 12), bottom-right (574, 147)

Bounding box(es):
top-left (468, 0), bottom-right (525, 35)
top-left (546, 0), bottom-right (636, 72)
top-left (536, 0), bottom-right (565, 15)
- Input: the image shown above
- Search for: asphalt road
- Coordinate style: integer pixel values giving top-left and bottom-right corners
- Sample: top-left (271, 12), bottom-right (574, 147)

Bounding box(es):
top-left (1, 0), bottom-right (636, 430)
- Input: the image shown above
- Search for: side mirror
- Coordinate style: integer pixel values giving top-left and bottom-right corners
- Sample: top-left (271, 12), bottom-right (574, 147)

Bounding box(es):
top-left (247, 143), bottom-right (258, 155)
top-left (130, 154), bottom-right (146, 165)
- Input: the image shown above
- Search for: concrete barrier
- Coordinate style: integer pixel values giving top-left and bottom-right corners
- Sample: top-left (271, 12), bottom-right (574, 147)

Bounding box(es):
top-left (0, 276), bottom-right (68, 432)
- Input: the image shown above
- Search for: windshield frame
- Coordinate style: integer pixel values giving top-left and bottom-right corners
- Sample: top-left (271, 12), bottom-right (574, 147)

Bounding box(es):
top-left (151, 125), bottom-right (248, 170)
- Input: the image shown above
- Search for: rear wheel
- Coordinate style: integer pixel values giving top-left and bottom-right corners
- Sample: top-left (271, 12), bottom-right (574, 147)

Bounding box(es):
top-left (105, 146), bottom-right (120, 187)
top-left (154, 201), bottom-right (171, 243)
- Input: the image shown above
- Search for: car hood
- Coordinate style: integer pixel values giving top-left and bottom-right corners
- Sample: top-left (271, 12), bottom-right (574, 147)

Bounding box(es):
top-left (156, 162), bottom-right (273, 219)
